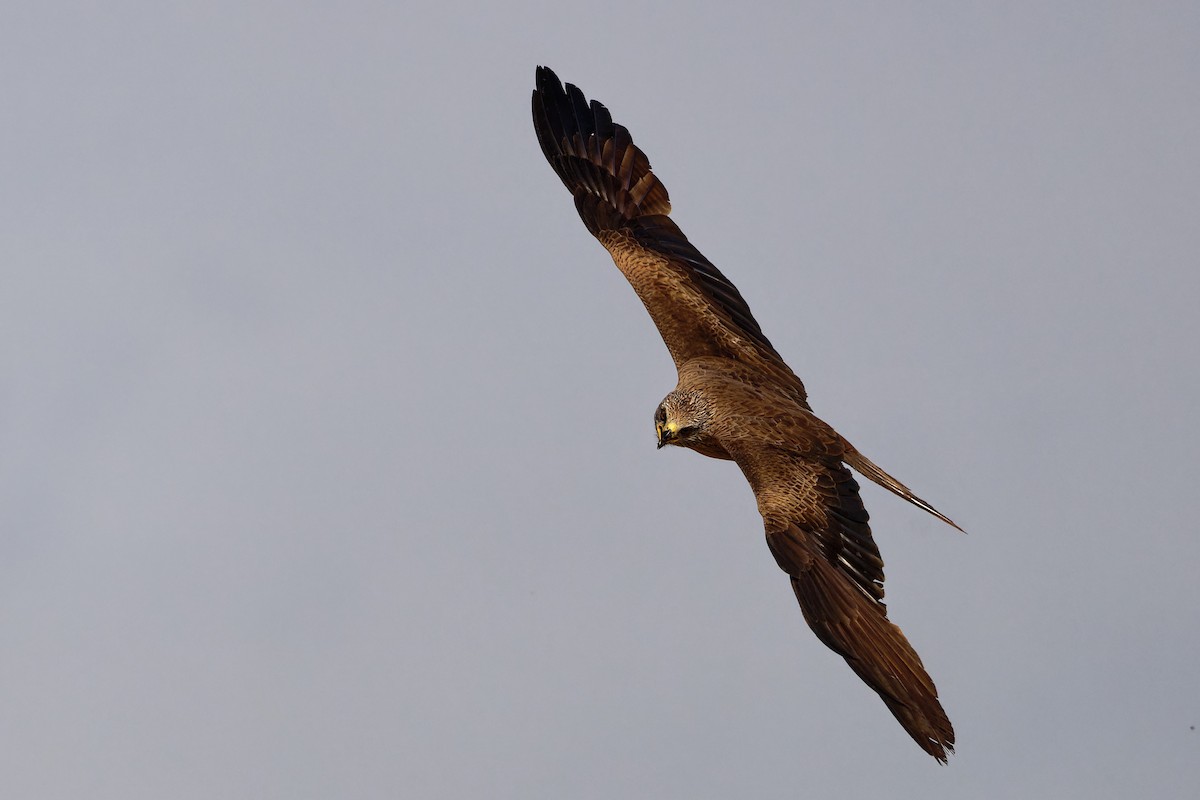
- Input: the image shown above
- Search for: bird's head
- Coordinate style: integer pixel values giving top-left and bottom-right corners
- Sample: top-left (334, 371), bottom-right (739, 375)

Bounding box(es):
top-left (654, 390), bottom-right (712, 449)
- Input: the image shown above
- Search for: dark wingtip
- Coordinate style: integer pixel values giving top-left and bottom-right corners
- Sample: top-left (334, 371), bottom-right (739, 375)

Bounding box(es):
top-left (770, 523), bottom-right (955, 762)
top-left (534, 65), bottom-right (562, 98)
top-left (531, 66), bottom-right (671, 231)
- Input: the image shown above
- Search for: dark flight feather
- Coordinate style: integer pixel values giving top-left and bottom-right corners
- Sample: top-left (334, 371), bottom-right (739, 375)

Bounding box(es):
top-left (767, 523), bottom-right (954, 762)
top-left (533, 66), bottom-right (803, 399)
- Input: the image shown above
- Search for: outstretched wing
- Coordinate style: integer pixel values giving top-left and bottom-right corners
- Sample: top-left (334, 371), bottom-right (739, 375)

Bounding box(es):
top-left (532, 66), bottom-right (809, 407)
top-left (726, 433), bottom-right (955, 762)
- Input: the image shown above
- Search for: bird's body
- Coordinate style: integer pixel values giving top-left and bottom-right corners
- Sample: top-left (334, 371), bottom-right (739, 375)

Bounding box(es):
top-left (532, 66), bottom-right (961, 762)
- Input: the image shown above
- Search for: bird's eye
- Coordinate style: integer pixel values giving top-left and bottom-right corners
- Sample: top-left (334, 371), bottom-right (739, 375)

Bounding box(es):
top-left (654, 406), bottom-right (665, 423)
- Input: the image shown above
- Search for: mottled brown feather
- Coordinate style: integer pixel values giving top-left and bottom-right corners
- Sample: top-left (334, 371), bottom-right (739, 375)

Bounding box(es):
top-left (533, 67), bottom-right (961, 762)
top-left (532, 66), bottom-right (810, 409)
top-left (723, 423), bottom-right (954, 760)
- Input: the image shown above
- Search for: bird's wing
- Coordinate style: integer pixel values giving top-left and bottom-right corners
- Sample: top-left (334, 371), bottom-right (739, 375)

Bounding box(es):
top-left (532, 66), bottom-right (809, 408)
top-left (725, 431), bottom-right (955, 762)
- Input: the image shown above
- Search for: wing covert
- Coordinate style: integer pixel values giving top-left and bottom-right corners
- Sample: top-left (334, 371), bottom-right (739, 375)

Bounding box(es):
top-left (735, 440), bottom-right (888, 605)
top-left (728, 439), bottom-right (953, 761)
top-left (533, 66), bottom-right (808, 404)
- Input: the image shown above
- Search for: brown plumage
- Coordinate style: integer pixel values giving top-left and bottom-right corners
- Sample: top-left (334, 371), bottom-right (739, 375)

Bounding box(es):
top-left (533, 66), bottom-right (961, 762)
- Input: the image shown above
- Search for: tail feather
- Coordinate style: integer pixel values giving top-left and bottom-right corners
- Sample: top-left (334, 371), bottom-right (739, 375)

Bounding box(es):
top-left (843, 449), bottom-right (964, 532)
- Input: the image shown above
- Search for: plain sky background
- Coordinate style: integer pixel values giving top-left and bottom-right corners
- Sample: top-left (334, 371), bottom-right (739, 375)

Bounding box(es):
top-left (3, 2), bottom-right (1198, 797)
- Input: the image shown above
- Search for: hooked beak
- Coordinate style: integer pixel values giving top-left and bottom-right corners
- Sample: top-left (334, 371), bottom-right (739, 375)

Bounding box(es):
top-left (656, 422), bottom-right (675, 449)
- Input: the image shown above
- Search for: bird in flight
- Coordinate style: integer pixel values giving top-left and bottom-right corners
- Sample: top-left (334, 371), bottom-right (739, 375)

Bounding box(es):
top-left (532, 66), bottom-right (961, 762)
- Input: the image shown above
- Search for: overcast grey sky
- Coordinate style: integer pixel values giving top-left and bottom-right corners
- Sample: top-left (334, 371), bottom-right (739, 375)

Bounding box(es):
top-left (3, 2), bottom-right (1198, 797)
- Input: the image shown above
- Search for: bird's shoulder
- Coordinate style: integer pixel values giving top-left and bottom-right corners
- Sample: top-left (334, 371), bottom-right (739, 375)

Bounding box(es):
top-left (677, 357), bottom-right (845, 455)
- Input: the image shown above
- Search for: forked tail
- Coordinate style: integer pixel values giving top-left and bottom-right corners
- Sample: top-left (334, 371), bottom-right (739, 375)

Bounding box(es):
top-left (844, 449), bottom-right (964, 532)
